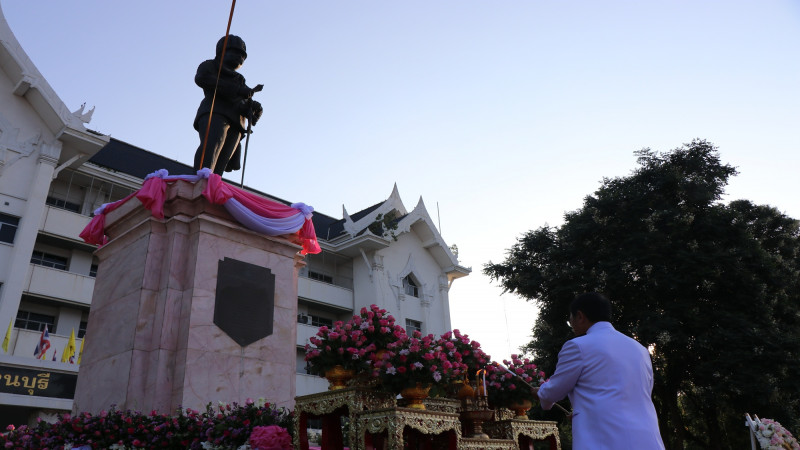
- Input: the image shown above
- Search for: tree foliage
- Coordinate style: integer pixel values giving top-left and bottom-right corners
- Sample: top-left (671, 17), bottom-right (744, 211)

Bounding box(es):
top-left (485, 140), bottom-right (800, 449)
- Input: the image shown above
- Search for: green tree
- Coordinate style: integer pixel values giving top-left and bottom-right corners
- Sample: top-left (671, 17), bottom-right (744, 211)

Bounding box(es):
top-left (485, 140), bottom-right (800, 449)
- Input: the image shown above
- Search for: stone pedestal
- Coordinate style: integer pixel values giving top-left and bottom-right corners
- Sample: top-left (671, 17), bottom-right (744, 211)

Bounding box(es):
top-left (72, 179), bottom-right (304, 414)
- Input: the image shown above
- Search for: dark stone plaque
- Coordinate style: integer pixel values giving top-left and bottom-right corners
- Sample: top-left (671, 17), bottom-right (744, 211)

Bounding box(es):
top-left (213, 257), bottom-right (275, 347)
top-left (0, 365), bottom-right (77, 399)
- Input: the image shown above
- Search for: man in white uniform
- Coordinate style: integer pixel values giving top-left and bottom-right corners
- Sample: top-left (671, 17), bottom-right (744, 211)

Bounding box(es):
top-left (537, 293), bottom-right (665, 450)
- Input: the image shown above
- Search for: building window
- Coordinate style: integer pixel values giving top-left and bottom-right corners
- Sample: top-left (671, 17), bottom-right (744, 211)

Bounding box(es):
top-left (15, 310), bottom-right (55, 332)
top-left (310, 315), bottom-right (333, 328)
top-left (297, 313), bottom-right (333, 328)
top-left (78, 321), bottom-right (88, 339)
top-left (308, 271), bottom-right (333, 284)
top-left (406, 319), bottom-right (422, 335)
top-left (0, 213), bottom-right (20, 244)
top-left (45, 196), bottom-right (81, 213)
top-left (89, 264), bottom-right (98, 277)
top-left (31, 251), bottom-right (68, 270)
top-left (403, 275), bottom-right (419, 297)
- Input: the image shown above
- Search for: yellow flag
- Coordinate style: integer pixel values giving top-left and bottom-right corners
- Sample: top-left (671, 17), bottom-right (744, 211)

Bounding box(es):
top-left (77, 336), bottom-right (84, 364)
top-left (61, 329), bottom-right (76, 363)
top-left (2, 320), bottom-right (11, 353)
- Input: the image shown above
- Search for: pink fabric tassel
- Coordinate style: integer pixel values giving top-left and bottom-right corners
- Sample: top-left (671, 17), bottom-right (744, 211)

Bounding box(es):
top-left (136, 176), bottom-right (167, 219)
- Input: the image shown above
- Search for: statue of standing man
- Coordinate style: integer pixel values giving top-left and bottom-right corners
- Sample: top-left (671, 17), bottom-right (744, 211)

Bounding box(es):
top-left (193, 35), bottom-right (263, 175)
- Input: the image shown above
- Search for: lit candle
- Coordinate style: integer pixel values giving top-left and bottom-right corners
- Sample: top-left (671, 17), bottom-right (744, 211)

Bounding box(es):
top-left (476, 369), bottom-right (487, 397)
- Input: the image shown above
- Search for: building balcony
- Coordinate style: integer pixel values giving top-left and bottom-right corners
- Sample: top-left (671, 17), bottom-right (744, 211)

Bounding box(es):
top-left (297, 277), bottom-right (353, 311)
top-left (4, 328), bottom-right (82, 363)
top-left (296, 323), bottom-right (320, 347)
top-left (295, 373), bottom-right (329, 398)
top-left (40, 206), bottom-right (90, 241)
top-left (24, 264), bottom-right (94, 305)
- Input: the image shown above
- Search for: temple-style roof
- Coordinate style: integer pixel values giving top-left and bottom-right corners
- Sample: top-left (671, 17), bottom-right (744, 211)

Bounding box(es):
top-left (0, 3), bottom-right (108, 165)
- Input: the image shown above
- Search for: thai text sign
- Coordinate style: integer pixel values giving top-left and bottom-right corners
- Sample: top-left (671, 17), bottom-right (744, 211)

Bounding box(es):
top-left (0, 365), bottom-right (77, 399)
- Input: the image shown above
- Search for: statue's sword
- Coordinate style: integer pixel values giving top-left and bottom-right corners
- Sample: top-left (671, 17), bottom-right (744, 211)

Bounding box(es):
top-left (240, 108), bottom-right (253, 188)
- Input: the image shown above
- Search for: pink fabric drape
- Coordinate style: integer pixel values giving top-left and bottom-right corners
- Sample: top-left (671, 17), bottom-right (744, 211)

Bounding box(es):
top-left (202, 173), bottom-right (320, 254)
top-left (78, 191), bottom-right (138, 246)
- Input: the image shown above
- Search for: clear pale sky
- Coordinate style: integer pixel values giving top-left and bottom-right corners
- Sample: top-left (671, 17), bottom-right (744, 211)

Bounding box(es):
top-left (4, 1), bottom-right (798, 362)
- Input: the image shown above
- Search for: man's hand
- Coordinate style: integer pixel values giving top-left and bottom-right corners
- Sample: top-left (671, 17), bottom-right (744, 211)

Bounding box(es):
top-left (252, 84), bottom-right (264, 94)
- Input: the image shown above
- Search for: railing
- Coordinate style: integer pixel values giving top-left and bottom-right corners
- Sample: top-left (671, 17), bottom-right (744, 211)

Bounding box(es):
top-left (6, 328), bottom-right (82, 363)
top-left (299, 271), bottom-right (353, 290)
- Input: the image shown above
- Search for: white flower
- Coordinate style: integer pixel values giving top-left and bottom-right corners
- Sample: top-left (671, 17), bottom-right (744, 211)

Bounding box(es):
top-left (399, 349), bottom-right (410, 355)
top-left (386, 367), bottom-right (397, 375)
top-left (413, 362), bottom-right (424, 369)
top-left (433, 371), bottom-right (442, 382)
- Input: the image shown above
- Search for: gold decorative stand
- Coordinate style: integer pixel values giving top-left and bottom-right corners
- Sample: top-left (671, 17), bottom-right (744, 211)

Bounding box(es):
top-left (484, 419), bottom-right (561, 450)
top-left (294, 387), bottom-right (561, 450)
top-left (293, 386), bottom-right (395, 450)
top-left (354, 407), bottom-right (462, 450)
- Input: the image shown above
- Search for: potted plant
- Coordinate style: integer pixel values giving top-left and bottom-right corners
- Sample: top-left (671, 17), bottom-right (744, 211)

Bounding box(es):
top-left (439, 329), bottom-right (490, 378)
top-left (304, 320), bottom-right (372, 389)
top-left (378, 331), bottom-right (468, 408)
top-left (353, 304), bottom-right (407, 375)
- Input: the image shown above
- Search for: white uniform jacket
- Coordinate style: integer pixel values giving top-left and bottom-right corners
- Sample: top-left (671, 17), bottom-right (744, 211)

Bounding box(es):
top-left (537, 322), bottom-right (665, 450)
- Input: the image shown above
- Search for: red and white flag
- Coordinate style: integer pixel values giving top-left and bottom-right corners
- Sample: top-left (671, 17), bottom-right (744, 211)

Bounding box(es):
top-left (33, 325), bottom-right (51, 359)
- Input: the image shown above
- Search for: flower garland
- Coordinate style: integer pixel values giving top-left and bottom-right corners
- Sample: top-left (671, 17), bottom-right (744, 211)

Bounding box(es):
top-left (752, 418), bottom-right (800, 450)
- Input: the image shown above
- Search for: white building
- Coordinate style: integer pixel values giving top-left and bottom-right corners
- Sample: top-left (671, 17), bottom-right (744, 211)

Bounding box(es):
top-left (0, 4), bottom-right (469, 427)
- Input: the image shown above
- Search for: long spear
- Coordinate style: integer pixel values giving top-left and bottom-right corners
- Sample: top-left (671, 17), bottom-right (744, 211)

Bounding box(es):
top-left (493, 362), bottom-right (572, 416)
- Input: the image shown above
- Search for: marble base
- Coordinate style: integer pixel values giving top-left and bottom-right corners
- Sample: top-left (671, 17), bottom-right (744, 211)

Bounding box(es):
top-left (73, 179), bottom-right (304, 414)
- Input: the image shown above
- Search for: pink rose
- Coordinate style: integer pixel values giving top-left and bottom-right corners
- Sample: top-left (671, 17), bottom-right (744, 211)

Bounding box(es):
top-left (249, 425), bottom-right (292, 450)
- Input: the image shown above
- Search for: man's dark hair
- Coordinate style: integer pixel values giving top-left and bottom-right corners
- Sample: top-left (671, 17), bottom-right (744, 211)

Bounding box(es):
top-left (570, 292), bottom-right (613, 323)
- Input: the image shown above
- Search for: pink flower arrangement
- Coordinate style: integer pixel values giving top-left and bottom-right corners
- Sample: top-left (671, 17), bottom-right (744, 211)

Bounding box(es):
top-left (305, 304), bottom-right (407, 377)
top-left (438, 329), bottom-right (491, 380)
top-left (354, 304), bottom-right (407, 366)
top-left (249, 425), bottom-right (293, 450)
top-left (486, 355), bottom-right (546, 407)
top-left (378, 330), bottom-right (469, 393)
top-left (304, 319), bottom-right (372, 375)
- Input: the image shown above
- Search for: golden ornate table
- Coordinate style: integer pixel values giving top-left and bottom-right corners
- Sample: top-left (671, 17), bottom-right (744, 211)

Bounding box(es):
top-left (293, 387), bottom-right (396, 450)
top-left (354, 407), bottom-right (462, 450)
top-left (458, 437), bottom-right (518, 449)
top-left (484, 419), bottom-right (561, 450)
